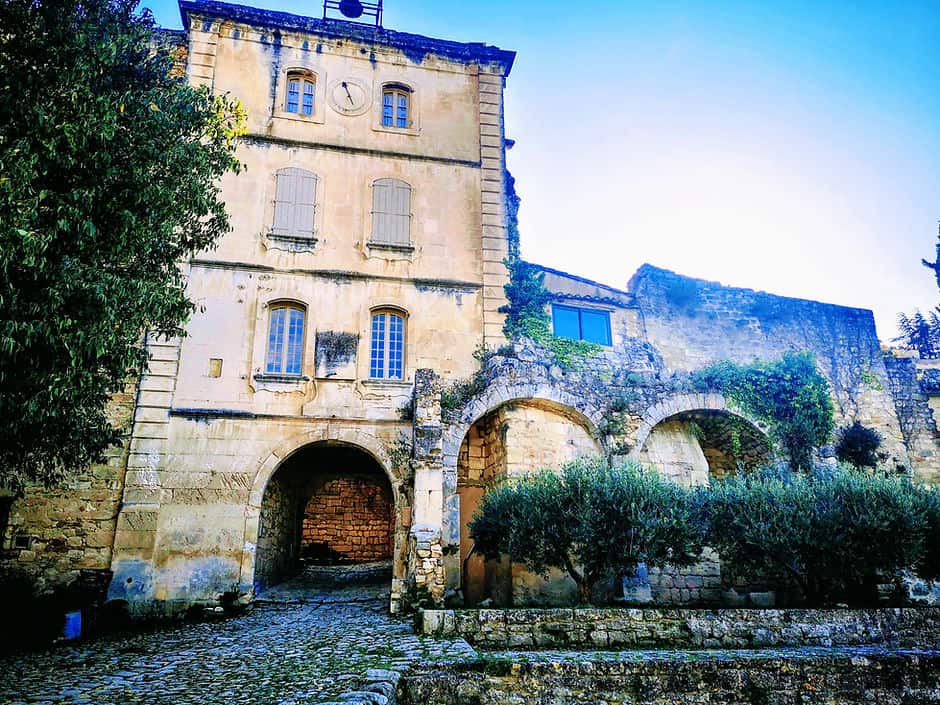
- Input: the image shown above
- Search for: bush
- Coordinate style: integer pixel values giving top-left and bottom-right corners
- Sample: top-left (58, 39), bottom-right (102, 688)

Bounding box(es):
top-left (834, 421), bottom-right (882, 469)
top-left (706, 467), bottom-right (923, 606)
top-left (692, 352), bottom-right (835, 471)
top-left (468, 457), bottom-right (705, 604)
top-left (916, 487), bottom-right (940, 583)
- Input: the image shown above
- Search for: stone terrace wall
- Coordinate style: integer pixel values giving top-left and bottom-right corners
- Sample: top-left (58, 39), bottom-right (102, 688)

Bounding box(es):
top-left (0, 381), bottom-right (138, 594)
top-left (629, 264), bottom-right (916, 472)
top-left (420, 607), bottom-right (940, 650)
top-left (400, 651), bottom-right (940, 705)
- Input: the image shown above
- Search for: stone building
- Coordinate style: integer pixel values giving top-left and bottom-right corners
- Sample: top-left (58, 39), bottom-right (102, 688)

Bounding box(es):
top-left (2, 0), bottom-right (939, 615)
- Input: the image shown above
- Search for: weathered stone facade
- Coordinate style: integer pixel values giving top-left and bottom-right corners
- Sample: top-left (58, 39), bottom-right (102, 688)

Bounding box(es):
top-left (2, 0), bottom-right (939, 616)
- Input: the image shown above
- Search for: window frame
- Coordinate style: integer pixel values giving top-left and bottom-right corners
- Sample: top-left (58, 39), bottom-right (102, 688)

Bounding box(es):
top-left (368, 308), bottom-right (407, 381)
top-left (275, 68), bottom-right (325, 124)
top-left (264, 302), bottom-right (307, 377)
top-left (551, 304), bottom-right (612, 346)
top-left (373, 81), bottom-right (419, 136)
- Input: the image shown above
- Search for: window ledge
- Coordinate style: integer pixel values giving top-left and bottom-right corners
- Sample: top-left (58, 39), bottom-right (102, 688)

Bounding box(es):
top-left (361, 379), bottom-right (412, 388)
top-left (366, 241), bottom-right (415, 253)
top-left (372, 124), bottom-right (420, 137)
top-left (265, 233), bottom-right (318, 253)
top-left (273, 111), bottom-right (326, 125)
top-left (253, 373), bottom-right (310, 384)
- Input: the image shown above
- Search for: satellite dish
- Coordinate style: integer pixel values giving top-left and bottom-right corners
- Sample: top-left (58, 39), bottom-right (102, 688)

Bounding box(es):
top-left (338, 0), bottom-right (364, 17)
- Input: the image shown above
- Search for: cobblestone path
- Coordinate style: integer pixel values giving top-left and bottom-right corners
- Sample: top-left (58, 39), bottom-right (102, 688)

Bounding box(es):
top-left (0, 584), bottom-right (475, 705)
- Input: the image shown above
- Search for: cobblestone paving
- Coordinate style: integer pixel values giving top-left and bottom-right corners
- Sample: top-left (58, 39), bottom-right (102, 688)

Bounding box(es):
top-left (0, 583), bottom-right (476, 705)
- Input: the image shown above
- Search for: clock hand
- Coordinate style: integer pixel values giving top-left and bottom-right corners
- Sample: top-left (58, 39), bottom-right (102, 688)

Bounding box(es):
top-left (343, 82), bottom-right (353, 103)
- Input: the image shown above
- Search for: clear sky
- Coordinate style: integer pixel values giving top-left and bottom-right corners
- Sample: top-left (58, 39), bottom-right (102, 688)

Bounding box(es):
top-left (146, 0), bottom-right (940, 342)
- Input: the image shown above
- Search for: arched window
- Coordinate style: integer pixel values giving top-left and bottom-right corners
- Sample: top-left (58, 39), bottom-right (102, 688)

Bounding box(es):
top-left (370, 309), bottom-right (405, 380)
top-left (272, 168), bottom-right (317, 239)
top-left (286, 71), bottom-right (316, 115)
top-left (266, 303), bottom-right (306, 375)
top-left (382, 84), bottom-right (411, 128)
top-left (370, 178), bottom-right (411, 245)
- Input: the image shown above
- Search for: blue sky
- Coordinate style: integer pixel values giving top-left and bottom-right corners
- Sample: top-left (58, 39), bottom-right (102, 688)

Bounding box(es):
top-left (147, 0), bottom-right (940, 341)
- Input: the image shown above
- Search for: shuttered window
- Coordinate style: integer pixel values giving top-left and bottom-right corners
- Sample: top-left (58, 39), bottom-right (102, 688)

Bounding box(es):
top-left (272, 168), bottom-right (317, 239)
top-left (370, 310), bottom-right (405, 380)
top-left (370, 178), bottom-right (411, 245)
top-left (266, 304), bottom-right (306, 375)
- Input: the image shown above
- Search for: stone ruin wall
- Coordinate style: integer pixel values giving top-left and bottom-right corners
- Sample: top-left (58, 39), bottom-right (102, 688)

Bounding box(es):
top-left (627, 264), bottom-right (940, 480)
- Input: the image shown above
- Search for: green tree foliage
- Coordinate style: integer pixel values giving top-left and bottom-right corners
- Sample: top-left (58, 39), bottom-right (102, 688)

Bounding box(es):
top-left (916, 487), bottom-right (940, 583)
top-left (468, 457), bottom-right (705, 604)
top-left (834, 421), bottom-right (883, 469)
top-left (692, 352), bottom-right (835, 471)
top-left (706, 467), bottom-right (924, 606)
top-left (895, 309), bottom-right (940, 359)
top-left (0, 0), bottom-right (244, 492)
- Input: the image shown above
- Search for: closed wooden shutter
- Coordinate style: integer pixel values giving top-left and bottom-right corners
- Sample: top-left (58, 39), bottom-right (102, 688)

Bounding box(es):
top-left (273, 168), bottom-right (317, 238)
top-left (371, 178), bottom-right (411, 245)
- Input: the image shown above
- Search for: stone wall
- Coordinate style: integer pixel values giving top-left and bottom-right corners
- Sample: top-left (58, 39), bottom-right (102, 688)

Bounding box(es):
top-left (628, 264), bottom-right (914, 472)
top-left (420, 606), bottom-right (940, 650)
top-left (885, 356), bottom-right (940, 483)
top-left (254, 470), bottom-right (302, 589)
top-left (400, 651), bottom-right (940, 705)
top-left (0, 380), bottom-right (138, 594)
top-left (301, 476), bottom-right (393, 562)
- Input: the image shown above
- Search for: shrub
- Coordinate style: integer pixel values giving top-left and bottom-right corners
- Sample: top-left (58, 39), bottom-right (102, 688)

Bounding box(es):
top-left (468, 456), bottom-right (705, 604)
top-left (834, 421), bottom-right (882, 469)
top-left (692, 352), bottom-right (835, 471)
top-left (706, 467), bottom-right (923, 606)
top-left (916, 486), bottom-right (940, 583)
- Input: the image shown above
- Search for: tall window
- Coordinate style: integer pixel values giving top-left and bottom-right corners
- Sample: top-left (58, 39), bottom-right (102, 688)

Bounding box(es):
top-left (286, 71), bottom-right (315, 115)
top-left (266, 304), bottom-right (306, 375)
top-left (552, 304), bottom-right (611, 346)
top-left (272, 168), bottom-right (317, 239)
top-left (370, 178), bottom-right (411, 245)
top-left (370, 310), bottom-right (405, 380)
top-left (382, 84), bottom-right (411, 128)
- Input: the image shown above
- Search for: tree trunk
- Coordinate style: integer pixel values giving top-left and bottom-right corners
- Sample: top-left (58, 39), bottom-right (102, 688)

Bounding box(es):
top-left (562, 554), bottom-right (592, 605)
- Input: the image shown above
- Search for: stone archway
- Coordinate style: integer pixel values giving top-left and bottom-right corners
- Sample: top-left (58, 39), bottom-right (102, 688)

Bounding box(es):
top-left (241, 431), bottom-right (402, 598)
top-left (441, 375), bottom-right (605, 605)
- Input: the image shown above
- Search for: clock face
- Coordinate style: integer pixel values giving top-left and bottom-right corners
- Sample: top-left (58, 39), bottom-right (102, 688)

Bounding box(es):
top-left (328, 79), bottom-right (369, 116)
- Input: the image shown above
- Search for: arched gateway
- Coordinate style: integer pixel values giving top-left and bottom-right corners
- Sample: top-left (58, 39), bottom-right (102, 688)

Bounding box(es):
top-left (241, 433), bottom-right (403, 599)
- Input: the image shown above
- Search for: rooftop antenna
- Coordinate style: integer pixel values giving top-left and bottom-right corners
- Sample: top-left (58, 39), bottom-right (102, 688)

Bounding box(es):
top-left (323, 0), bottom-right (383, 27)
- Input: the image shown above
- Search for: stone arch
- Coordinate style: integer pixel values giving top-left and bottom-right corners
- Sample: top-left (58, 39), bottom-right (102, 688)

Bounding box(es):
top-left (239, 426), bottom-right (402, 596)
top-left (630, 393), bottom-right (773, 484)
top-left (630, 392), bottom-right (768, 459)
top-left (440, 375), bottom-right (606, 601)
top-left (442, 379), bottom-right (606, 467)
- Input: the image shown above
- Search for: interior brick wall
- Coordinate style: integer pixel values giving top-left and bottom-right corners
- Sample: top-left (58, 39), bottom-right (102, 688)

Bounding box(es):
top-left (301, 477), bottom-right (393, 562)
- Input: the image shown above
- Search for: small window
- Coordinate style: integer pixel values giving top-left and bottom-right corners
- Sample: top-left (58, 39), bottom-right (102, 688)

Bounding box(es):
top-left (266, 304), bottom-right (306, 375)
top-left (382, 84), bottom-right (411, 128)
top-left (370, 309), bottom-right (405, 380)
top-left (371, 178), bottom-right (411, 245)
top-left (272, 168), bottom-right (317, 239)
top-left (552, 304), bottom-right (611, 346)
top-left (286, 72), bottom-right (316, 116)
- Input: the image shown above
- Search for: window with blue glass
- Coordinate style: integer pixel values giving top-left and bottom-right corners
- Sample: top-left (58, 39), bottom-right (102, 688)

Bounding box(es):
top-left (551, 305), bottom-right (611, 346)
top-left (265, 304), bottom-right (306, 375)
top-left (286, 72), bottom-right (315, 116)
top-left (382, 85), bottom-right (411, 129)
top-left (370, 309), bottom-right (405, 380)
